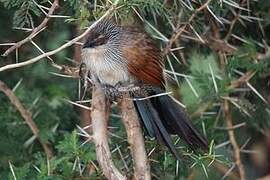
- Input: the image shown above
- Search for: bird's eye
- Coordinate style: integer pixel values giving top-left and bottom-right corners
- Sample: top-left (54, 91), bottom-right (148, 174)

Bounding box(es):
top-left (83, 34), bottom-right (108, 48)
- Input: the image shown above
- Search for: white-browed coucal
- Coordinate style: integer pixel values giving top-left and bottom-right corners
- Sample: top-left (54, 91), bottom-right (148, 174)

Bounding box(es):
top-left (81, 20), bottom-right (208, 160)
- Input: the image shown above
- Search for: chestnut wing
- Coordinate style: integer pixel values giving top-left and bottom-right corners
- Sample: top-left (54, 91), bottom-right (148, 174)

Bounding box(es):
top-left (122, 32), bottom-right (164, 87)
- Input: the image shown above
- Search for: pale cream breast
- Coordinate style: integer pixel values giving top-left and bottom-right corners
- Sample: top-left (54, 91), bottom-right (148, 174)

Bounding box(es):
top-left (81, 46), bottom-right (132, 86)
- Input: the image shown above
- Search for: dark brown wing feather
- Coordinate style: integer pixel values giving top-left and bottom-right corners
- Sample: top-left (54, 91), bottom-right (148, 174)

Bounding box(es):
top-left (121, 28), bottom-right (164, 87)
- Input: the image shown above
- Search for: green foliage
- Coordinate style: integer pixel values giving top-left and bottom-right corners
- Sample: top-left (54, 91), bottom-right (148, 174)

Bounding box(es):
top-left (227, 41), bottom-right (270, 74)
top-left (0, 0), bottom-right (42, 27)
top-left (117, 0), bottom-right (170, 22)
top-left (1, 0), bottom-right (270, 179)
top-left (66, 0), bottom-right (81, 11)
top-left (65, 0), bottom-right (90, 28)
top-left (56, 131), bottom-right (96, 162)
top-left (5, 131), bottom-right (98, 179)
top-left (180, 53), bottom-right (228, 110)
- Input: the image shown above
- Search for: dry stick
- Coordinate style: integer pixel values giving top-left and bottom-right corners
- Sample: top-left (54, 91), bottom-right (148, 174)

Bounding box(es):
top-left (2, 0), bottom-right (59, 56)
top-left (224, 100), bottom-right (246, 180)
top-left (229, 71), bottom-right (255, 89)
top-left (0, 0), bottom-right (120, 72)
top-left (163, 0), bottom-right (212, 55)
top-left (0, 80), bottom-right (53, 158)
top-left (118, 93), bottom-right (151, 180)
top-left (91, 84), bottom-right (126, 180)
top-left (224, 0), bottom-right (247, 41)
top-left (190, 65), bottom-right (252, 179)
top-left (212, 161), bottom-right (239, 180)
top-left (224, 11), bottom-right (241, 41)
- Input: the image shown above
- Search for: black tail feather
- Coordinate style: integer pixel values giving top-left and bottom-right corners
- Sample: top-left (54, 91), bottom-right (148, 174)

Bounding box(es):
top-left (134, 99), bottom-right (181, 160)
top-left (133, 88), bottom-right (208, 159)
top-left (151, 94), bottom-right (208, 150)
top-left (134, 100), bottom-right (155, 137)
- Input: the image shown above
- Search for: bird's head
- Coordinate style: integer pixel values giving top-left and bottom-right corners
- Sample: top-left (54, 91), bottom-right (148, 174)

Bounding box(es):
top-left (82, 20), bottom-right (121, 49)
top-left (81, 20), bottom-right (123, 64)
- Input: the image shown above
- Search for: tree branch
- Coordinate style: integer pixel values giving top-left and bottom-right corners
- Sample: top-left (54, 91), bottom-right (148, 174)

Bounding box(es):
top-left (224, 99), bottom-right (246, 180)
top-left (2, 0), bottom-right (59, 56)
top-left (118, 94), bottom-right (151, 180)
top-left (0, 80), bottom-right (53, 158)
top-left (91, 84), bottom-right (126, 180)
top-left (163, 0), bottom-right (212, 55)
top-left (229, 71), bottom-right (255, 89)
top-left (213, 161), bottom-right (239, 180)
top-left (0, 0), bottom-right (120, 72)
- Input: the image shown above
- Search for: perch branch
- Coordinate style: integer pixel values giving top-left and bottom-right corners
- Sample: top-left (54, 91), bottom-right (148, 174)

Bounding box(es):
top-left (224, 0), bottom-right (247, 41)
top-left (224, 99), bottom-right (246, 180)
top-left (91, 84), bottom-right (126, 180)
top-left (163, 0), bottom-right (212, 55)
top-left (229, 71), bottom-right (255, 89)
top-left (213, 161), bottom-right (239, 180)
top-left (0, 80), bottom-right (53, 158)
top-left (118, 93), bottom-right (151, 180)
top-left (0, 0), bottom-right (120, 72)
top-left (2, 0), bottom-right (59, 56)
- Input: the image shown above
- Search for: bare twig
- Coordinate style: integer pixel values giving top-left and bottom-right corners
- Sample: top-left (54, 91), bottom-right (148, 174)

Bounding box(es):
top-left (224, 0), bottom-right (247, 41)
top-left (118, 93), bottom-right (151, 180)
top-left (91, 84), bottom-right (126, 180)
top-left (2, 0), bottom-right (59, 56)
top-left (0, 0), bottom-right (120, 72)
top-left (0, 80), bottom-right (53, 158)
top-left (209, 160), bottom-right (238, 180)
top-left (229, 71), bottom-right (255, 89)
top-left (224, 100), bottom-right (246, 180)
top-left (163, 0), bottom-right (212, 55)
top-left (9, 161), bottom-right (17, 180)
top-left (224, 10), bottom-right (241, 41)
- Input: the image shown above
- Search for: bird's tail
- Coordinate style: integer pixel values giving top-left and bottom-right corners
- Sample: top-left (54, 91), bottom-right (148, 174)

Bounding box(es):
top-left (133, 88), bottom-right (208, 159)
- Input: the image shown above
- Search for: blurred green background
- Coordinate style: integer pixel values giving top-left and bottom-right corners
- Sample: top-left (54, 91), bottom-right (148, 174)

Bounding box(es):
top-left (0, 0), bottom-right (270, 179)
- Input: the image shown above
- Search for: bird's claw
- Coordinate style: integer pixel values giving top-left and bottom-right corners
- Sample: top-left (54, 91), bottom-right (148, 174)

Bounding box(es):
top-left (101, 84), bottom-right (123, 101)
top-left (101, 83), bottom-right (147, 101)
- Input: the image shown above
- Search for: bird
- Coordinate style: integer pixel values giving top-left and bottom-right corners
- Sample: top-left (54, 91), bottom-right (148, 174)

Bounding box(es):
top-left (81, 20), bottom-right (208, 160)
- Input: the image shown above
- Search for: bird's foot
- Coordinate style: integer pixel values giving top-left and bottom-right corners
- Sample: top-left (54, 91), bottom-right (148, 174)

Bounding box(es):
top-left (116, 82), bottom-right (150, 98)
top-left (101, 83), bottom-right (123, 101)
top-left (101, 82), bottom-right (154, 101)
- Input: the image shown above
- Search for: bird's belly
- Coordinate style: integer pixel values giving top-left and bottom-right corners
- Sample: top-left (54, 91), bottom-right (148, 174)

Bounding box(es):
top-left (83, 57), bottom-right (131, 86)
top-left (94, 68), bottom-right (131, 86)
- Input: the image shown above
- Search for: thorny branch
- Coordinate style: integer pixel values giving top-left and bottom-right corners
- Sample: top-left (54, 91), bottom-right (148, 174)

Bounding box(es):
top-left (0, 80), bottom-right (53, 159)
top-left (209, 4), bottom-right (248, 177)
top-left (229, 71), bottom-right (256, 89)
top-left (0, 0), bottom-right (131, 178)
top-left (163, 0), bottom-right (212, 55)
top-left (0, 0), bottom-right (267, 178)
top-left (224, 0), bottom-right (247, 41)
top-left (200, 1), bottom-right (256, 179)
top-left (118, 93), bottom-right (151, 180)
top-left (224, 100), bottom-right (246, 180)
top-left (91, 84), bottom-right (126, 180)
top-left (2, 0), bottom-right (59, 56)
top-left (0, 0), bottom-right (120, 72)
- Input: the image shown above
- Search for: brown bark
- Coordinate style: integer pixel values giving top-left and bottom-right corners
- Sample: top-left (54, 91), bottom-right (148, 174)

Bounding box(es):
top-left (91, 84), bottom-right (126, 180)
top-left (118, 94), bottom-right (151, 180)
top-left (224, 100), bottom-right (246, 180)
top-left (0, 80), bottom-right (53, 158)
top-left (2, 0), bottom-right (59, 56)
top-left (72, 25), bottom-right (92, 134)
